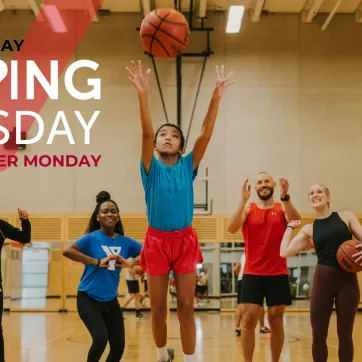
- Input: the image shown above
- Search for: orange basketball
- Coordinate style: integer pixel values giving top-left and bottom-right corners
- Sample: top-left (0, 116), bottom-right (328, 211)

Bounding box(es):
top-left (337, 239), bottom-right (362, 273)
top-left (140, 8), bottom-right (190, 58)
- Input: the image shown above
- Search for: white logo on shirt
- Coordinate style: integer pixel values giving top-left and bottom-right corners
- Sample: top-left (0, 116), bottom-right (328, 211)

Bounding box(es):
top-left (101, 246), bottom-right (121, 256)
top-left (101, 246), bottom-right (121, 270)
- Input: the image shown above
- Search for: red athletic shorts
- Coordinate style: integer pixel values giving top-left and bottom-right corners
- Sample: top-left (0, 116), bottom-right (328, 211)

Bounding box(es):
top-left (140, 226), bottom-right (203, 276)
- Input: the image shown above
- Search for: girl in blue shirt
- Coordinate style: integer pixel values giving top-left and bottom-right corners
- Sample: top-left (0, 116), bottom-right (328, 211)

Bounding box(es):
top-left (63, 193), bottom-right (142, 362)
top-left (126, 60), bottom-right (234, 362)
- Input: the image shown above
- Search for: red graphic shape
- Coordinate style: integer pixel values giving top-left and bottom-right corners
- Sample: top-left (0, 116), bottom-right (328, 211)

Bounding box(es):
top-left (0, 0), bottom-right (103, 171)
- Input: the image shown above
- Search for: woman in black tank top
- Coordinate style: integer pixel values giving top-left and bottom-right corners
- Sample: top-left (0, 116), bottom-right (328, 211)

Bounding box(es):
top-left (280, 184), bottom-right (361, 362)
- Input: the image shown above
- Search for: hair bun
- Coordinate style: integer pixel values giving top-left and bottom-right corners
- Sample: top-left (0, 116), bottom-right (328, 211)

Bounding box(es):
top-left (96, 191), bottom-right (111, 203)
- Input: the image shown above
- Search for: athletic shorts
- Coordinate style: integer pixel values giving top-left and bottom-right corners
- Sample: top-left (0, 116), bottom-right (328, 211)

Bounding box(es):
top-left (239, 274), bottom-right (292, 307)
top-left (140, 226), bottom-right (203, 276)
top-left (237, 279), bottom-right (243, 304)
top-left (196, 285), bottom-right (207, 295)
top-left (126, 280), bottom-right (140, 294)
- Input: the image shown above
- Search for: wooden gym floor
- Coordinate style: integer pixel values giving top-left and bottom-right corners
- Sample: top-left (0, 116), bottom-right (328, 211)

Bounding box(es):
top-left (3, 311), bottom-right (362, 362)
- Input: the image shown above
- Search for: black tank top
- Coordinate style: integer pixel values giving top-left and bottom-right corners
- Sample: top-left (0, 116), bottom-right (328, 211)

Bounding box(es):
top-left (313, 212), bottom-right (352, 268)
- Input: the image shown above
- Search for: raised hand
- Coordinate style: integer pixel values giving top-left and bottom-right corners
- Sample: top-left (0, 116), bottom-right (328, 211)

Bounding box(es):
top-left (214, 65), bottom-right (235, 98)
top-left (98, 255), bottom-right (131, 269)
top-left (114, 255), bottom-right (132, 268)
top-left (126, 60), bottom-right (151, 94)
top-left (279, 178), bottom-right (289, 198)
top-left (18, 208), bottom-right (29, 220)
top-left (98, 255), bottom-right (118, 268)
top-left (241, 178), bottom-right (251, 203)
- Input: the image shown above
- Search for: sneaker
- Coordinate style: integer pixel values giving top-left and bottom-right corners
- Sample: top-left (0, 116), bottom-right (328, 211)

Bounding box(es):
top-left (136, 312), bottom-right (145, 319)
top-left (166, 347), bottom-right (175, 361)
top-left (157, 347), bottom-right (174, 362)
top-left (260, 327), bottom-right (271, 334)
top-left (235, 328), bottom-right (241, 337)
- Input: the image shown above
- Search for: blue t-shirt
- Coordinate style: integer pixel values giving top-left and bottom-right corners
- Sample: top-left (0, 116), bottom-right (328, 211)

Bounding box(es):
top-left (140, 152), bottom-right (198, 232)
top-left (75, 230), bottom-right (142, 302)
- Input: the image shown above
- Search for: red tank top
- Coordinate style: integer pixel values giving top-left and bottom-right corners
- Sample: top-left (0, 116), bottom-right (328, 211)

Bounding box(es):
top-left (242, 202), bottom-right (288, 276)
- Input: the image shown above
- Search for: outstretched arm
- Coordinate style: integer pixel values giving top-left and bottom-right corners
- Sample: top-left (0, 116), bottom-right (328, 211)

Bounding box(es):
top-left (280, 221), bottom-right (312, 258)
top-left (1, 208), bottom-right (31, 244)
top-left (192, 65), bottom-right (235, 170)
top-left (126, 60), bottom-right (154, 174)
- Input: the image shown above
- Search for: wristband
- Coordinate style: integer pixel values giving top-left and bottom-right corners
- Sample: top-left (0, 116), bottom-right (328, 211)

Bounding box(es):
top-left (96, 259), bottom-right (100, 267)
top-left (287, 225), bottom-right (294, 230)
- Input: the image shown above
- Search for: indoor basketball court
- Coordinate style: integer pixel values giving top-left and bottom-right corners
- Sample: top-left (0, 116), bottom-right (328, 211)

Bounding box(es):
top-left (1, 0), bottom-right (362, 361)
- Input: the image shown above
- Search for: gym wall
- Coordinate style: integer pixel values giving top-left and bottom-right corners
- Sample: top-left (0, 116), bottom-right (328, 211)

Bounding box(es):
top-left (0, 11), bottom-right (360, 216)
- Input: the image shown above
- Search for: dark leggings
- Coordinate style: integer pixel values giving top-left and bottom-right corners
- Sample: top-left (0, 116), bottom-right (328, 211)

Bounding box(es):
top-left (0, 284), bottom-right (4, 362)
top-left (77, 292), bottom-right (125, 362)
top-left (310, 264), bottom-right (360, 362)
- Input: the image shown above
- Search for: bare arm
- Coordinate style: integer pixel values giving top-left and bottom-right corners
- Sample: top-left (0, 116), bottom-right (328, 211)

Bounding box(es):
top-left (340, 211), bottom-right (362, 264)
top-left (282, 200), bottom-right (301, 223)
top-left (192, 65), bottom-right (234, 170)
top-left (63, 243), bottom-right (130, 268)
top-left (227, 179), bottom-right (251, 233)
top-left (138, 93), bottom-right (154, 173)
top-left (345, 211), bottom-right (362, 240)
top-left (228, 202), bottom-right (249, 234)
top-left (126, 60), bottom-right (154, 173)
top-left (62, 243), bottom-right (98, 266)
top-left (233, 262), bottom-right (241, 276)
top-left (192, 92), bottom-right (221, 170)
top-left (279, 178), bottom-right (301, 222)
top-left (280, 222), bottom-right (312, 258)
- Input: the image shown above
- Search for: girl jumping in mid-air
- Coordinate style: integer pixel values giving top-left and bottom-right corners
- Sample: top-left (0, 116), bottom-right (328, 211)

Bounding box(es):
top-left (126, 59), bottom-right (234, 362)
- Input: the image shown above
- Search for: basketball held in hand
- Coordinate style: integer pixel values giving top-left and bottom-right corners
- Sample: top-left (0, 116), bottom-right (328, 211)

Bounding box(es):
top-left (337, 239), bottom-right (362, 273)
top-left (140, 8), bottom-right (190, 58)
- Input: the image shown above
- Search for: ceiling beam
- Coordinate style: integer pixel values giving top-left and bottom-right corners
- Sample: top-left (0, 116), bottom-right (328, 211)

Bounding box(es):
top-left (85, 0), bottom-right (99, 22)
top-left (250, 0), bottom-right (265, 22)
top-left (28, 0), bottom-right (41, 16)
top-left (321, 0), bottom-right (342, 31)
top-left (302, 0), bottom-right (324, 23)
top-left (28, 0), bottom-right (45, 21)
top-left (199, 0), bottom-right (207, 19)
top-left (355, 0), bottom-right (362, 23)
top-left (140, 0), bottom-right (151, 16)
